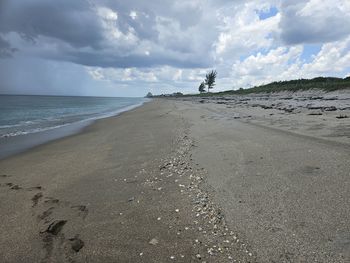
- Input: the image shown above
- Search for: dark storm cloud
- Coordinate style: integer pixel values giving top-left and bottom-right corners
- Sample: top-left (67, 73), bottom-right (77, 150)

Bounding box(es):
top-left (64, 51), bottom-right (209, 69)
top-left (0, 0), bottom-right (214, 68)
top-left (280, 0), bottom-right (350, 44)
top-left (0, 36), bottom-right (17, 58)
top-left (0, 0), bottom-right (105, 48)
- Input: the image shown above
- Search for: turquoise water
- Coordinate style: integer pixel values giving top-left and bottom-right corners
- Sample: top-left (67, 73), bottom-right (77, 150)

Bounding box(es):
top-left (0, 95), bottom-right (147, 138)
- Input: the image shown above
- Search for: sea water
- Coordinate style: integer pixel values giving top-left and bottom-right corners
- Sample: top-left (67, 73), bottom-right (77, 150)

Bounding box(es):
top-left (0, 95), bottom-right (147, 138)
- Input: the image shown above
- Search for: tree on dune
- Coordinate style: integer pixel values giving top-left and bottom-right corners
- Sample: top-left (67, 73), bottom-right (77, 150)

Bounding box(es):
top-left (205, 70), bottom-right (217, 92)
top-left (198, 82), bottom-right (206, 93)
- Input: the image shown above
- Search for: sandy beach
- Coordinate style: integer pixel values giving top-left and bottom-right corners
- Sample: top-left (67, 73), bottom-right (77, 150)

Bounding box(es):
top-left (1, 96), bottom-right (350, 262)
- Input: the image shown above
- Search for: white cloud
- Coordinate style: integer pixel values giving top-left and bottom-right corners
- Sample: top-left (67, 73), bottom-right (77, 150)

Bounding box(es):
top-left (230, 46), bottom-right (303, 87)
top-left (97, 7), bottom-right (118, 21)
top-left (215, 2), bottom-right (280, 58)
top-left (129, 11), bottom-right (137, 20)
top-left (302, 36), bottom-right (350, 74)
top-left (229, 35), bottom-right (350, 89)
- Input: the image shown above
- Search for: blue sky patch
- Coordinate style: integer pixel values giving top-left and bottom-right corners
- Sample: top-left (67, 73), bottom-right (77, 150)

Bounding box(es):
top-left (301, 44), bottom-right (322, 61)
top-left (258, 7), bottom-right (278, 20)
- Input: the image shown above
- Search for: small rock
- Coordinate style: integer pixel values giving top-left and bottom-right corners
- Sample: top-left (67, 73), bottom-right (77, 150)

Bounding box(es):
top-left (336, 114), bottom-right (348, 119)
top-left (128, 197), bottom-right (135, 202)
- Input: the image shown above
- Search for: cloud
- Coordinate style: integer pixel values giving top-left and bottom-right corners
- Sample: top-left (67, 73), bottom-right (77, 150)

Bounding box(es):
top-left (214, 2), bottom-right (281, 63)
top-left (0, 0), bottom-right (218, 69)
top-left (302, 36), bottom-right (350, 74)
top-left (0, 0), bottom-right (104, 48)
top-left (231, 46), bottom-right (303, 87)
top-left (229, 35), bottom-right (350, 88)
top-left (0, 36), bottom-right (17, 58)
top-left (0, 0), bottom-right (350, 96)
top-left (279, 0), bottom-right (350, 44)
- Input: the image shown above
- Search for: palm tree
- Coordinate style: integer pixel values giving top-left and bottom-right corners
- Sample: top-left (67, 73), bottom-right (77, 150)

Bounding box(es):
top-left (205, 70), bottom-right (217, 92)
top-left (198, 82), bottom-right (206, 93)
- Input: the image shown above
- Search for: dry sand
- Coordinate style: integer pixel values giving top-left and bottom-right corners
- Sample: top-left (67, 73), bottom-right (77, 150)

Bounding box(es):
top-left (1, 95), bottom-right (349, 262)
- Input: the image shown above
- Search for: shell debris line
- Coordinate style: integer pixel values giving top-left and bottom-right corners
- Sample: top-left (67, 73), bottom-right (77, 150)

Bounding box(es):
top-left (144, 124), bottom-right (256, 262)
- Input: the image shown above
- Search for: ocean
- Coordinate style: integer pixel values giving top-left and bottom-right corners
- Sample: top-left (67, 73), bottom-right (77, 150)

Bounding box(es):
top-left (0, 95), bottom-right (147, 138)
top-left (0, 95), bottom-right (148, 158)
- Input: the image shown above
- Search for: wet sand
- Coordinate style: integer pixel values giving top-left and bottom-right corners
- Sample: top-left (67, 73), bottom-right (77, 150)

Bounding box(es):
top-left (1, 96), bottom-right (350, 262)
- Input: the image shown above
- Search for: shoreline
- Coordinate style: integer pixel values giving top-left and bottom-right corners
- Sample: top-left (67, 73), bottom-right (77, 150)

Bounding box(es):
top-left (0, 99), bottom-right (150, 160)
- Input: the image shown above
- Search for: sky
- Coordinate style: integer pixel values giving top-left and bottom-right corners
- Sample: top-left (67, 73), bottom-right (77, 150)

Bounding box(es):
top-left (0, 0), bottom-right (350, 97)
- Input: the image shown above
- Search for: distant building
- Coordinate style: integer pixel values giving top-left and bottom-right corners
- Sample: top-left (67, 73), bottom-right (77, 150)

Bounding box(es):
top-left (145, 92), bottom-right (153, 98)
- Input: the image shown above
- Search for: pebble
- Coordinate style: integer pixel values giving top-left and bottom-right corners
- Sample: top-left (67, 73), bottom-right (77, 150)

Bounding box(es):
top-left (149, 238), bottom-right (159, 245)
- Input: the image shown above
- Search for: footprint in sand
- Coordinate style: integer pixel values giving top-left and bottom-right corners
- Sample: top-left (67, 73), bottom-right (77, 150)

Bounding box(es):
top-left (38, 207), bottom-right (55, 223)
top-left (27, 186), bottom-right (42, 191)
top-left (10, 184), bottom-right (22, 190)
top-left (68, 235), bottom-right (85, 252)
top-left (0, 182), bottom-right (23, 190)
top-left (71, 205), bottom-right (89, 219)
top-left (32, 192), bottom-right (43, 207)
top-left (34, 194), bottom-right (87, 260)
